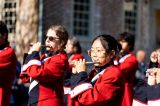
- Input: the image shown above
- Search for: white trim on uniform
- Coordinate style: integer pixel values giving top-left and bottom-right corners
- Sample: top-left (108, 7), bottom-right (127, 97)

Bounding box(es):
top-left (22, 59), bottom-right (41, 72)
top-left (42, 57), bottom-right (50, 63)
top-left (29, 80), bottom-right (39, 92)
top-left (132, 99), bottom-right (147, 106)
top-left (70, 83), bottom-right (93, 98)
top-left (64, 86), bottom-right (71, 95)
top-left (22, 57), bottom-right (51, 93)
top-left (148, 99), bottom-right (160, 106)
top-left (119, 54), bottom-right (131, 63)
top-left (113, 60), bottom-right (119, 65)
top-left (91, 69), bottom-right (105, 83)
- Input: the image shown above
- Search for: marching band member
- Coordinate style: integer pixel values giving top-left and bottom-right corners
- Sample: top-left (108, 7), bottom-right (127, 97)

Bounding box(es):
top-left (132, 49), bottom-right (160, 106)
top-left (65, 36), bottom-right (83, 65)
top-left (64, 36), bottom-right (84, 83)
top-left (69, 35), bottom-right (126, 106)
top-left (64, 36), bottom-right (84, 106)
top-left (20, 25), bottom-right (69, 106)
top-left (0, 21), bottom-right (17, 106)
top-left (145, 49), bottom-right (160, 106)
top-left (117, 32), bottom-right (138, 106)
top-left (147, 67), bottom-right (160, 106)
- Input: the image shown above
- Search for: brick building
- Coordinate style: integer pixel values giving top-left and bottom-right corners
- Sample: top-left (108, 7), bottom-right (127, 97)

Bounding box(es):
top-left (0, 0), bottom-right (159, 63)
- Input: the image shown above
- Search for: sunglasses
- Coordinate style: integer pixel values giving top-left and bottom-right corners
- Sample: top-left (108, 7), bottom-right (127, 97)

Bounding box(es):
top-left (46, 36), bottom-right (59, 42)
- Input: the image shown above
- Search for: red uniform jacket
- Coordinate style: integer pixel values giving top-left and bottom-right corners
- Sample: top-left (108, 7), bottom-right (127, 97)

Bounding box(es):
top-left (64, 53), bottom-right (84, 106)
top-left (0, 46), bottom-right (17, 106)
top-left (68, 53), bottom-right (84, 72)
top-left (20, 51), bottom-right (69, 106)
top-left (70, 65), bottom-right (125, 106)
top-left (68, 53), bottom-right (83, 63)
top-left (117, 53), bottom-right (138, 106)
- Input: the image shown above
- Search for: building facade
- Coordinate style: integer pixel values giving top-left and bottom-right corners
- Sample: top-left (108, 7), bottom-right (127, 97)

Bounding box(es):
top-left (0, 0), bottom-right (159, 63)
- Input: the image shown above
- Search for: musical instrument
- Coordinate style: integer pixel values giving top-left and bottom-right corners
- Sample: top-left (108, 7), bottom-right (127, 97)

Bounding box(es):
top-left (30, 43), bottom-right (50, 48)
top-left (71, 61), bottom-right (98, 65)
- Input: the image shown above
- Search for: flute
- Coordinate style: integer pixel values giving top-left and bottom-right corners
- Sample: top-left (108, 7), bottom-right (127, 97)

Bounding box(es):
top-left (30, 43), bottom-right (50, 48)
top-left (71, 61), bottom-right (98, 65)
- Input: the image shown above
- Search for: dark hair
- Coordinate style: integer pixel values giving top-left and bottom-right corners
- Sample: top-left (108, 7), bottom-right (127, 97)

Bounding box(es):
top-left (91, 34), bottom-right (121, 56)
top-left (117, 32), bottom-right (135, 51)
top-left (68, 36), bottom-right (82, 54)
top-left (48, 25), bottom-right (68, 50)
top-left (0, 21), bottom-right (8, 43)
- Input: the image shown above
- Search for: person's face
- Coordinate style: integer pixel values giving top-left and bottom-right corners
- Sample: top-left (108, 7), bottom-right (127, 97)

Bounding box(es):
top-left (150, 51), bottom-right (158, 63)
top-left (89, 39), bottom-right (111, 67)
top-left (136, 51), bottom-right (146, 63)
top-left (45, 29), bottom-right (60, 52)
top-left (119, 40), bottom-right (130, 53)
top-left (65, 40), bottom-right (74, 54)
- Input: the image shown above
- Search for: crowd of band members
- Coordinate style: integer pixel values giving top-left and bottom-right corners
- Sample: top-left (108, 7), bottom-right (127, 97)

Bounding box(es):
top-left (0, 20), bottom-right (160, 106)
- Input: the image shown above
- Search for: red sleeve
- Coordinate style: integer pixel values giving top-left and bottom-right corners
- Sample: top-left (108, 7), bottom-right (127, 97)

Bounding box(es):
top-left (0, 47), bottom-right (16, 86)
top-left (70, 54), bottom-right (83, 61)
top-left (19, 73), bottom-right (30, 83)
top-left (0, 47), bottom-right (16, 106)
top-left (71, 66), bottom-right (124, 105)
top-left (22, 53), bottom-right (68, 83)
top-left (0, 48), bottom-right (16, 69)
top-left (0, 48), bottom-right (16, 77)
top-left (118, 54), bottom-right (137, 80)
top-left (68, 54), bottom-right (84, 71)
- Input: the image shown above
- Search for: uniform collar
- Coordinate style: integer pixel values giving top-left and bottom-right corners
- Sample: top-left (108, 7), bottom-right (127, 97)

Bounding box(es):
top-left (120, 52), bottom-right (130, 57)
top-left (45, 51), bottom-right (59, 57)
top-left (95, 63), bottom-right (110, 73)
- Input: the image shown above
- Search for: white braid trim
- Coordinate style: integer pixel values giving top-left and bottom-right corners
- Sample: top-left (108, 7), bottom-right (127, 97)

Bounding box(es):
top-left (29, 80), bottom-right (39, 92)
top-left (21, 59), bottom-right (41, 72)
top-left (70, 83), bottom-right (92, 98)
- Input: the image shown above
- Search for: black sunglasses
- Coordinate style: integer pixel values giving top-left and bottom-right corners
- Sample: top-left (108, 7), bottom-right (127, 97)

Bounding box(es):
top-left (46, 36), bottom-right (59, 42)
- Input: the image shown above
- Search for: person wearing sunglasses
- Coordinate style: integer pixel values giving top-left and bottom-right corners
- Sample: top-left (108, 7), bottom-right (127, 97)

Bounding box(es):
top-left (69, 35), bottom-right (126, 106)
top-left (0, 21), bottom-right (17, 106)
top-left (20, 25), bottom-right (69, 106)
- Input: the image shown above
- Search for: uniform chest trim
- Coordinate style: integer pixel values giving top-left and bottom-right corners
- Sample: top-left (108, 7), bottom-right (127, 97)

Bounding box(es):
top-left (29, 80), bottom-right (38, 93)
top-left (21, 59), bottom-right (41, 72)
top-left (119, 54), bottom-right (131, 63)
top-left (91, 69), bottom-right (105, 83)
top-left (70, 83), bottom-right (92, 98)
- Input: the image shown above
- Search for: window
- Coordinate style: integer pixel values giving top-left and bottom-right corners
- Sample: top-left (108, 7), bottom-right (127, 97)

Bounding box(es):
top-left (73, 0), bottom-right (90, 36)
top-left (2, 0), bottom-right (17, 34)
top-left (124, 0), bottom-right (138, 35)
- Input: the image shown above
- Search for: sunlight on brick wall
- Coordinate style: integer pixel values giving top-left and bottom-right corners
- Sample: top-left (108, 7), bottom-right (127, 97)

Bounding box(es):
top-left (16, 0), bottom-right (38, 63)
